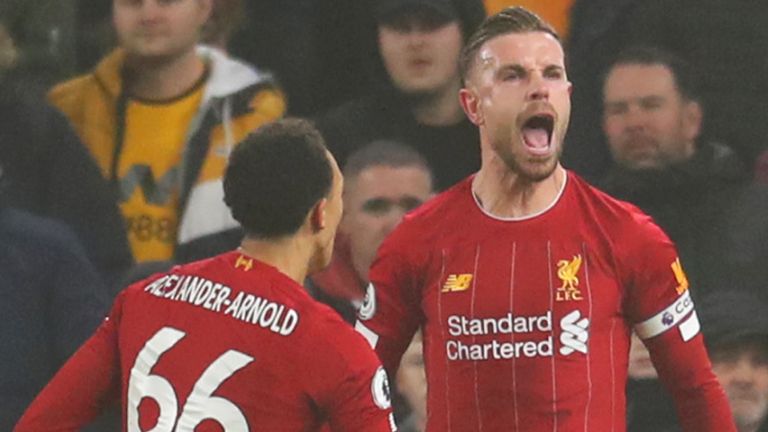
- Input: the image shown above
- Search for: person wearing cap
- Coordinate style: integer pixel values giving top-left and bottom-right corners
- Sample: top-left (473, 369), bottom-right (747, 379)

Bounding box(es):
top-left (316, 0), bottom-right (486, 192)
top-left (700, 291), bottom-right (768, 432)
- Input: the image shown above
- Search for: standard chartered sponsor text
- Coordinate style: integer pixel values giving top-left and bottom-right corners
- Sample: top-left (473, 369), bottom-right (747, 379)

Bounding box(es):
top-left (446, 313), bottom-right (554, 361)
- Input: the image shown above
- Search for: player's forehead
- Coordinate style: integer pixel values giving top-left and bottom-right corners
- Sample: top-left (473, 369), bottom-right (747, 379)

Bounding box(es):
top-left (477, 31), bottom-right (565, 72)
top-left (356, 165), bottom-right (430, 190)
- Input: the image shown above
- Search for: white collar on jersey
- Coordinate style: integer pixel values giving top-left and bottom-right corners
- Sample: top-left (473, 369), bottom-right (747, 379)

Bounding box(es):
top-left (471, 171), bottom-right (568, 222)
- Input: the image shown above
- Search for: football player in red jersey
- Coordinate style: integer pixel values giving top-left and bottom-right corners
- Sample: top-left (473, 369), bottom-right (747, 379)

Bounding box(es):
top-left (16, 118), bottom-right (396, 432)
top-left (354, 6), bottom-right (736, 432)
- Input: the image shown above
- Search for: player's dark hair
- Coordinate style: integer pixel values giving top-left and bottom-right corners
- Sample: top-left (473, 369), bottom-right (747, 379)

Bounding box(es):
top-left (223, 118), bottom-right (332, 239)
top-left (608, 45), bottom-right (700, 102)
top-left (343, 140), bottom-right (433, 188)
top-left (459, 6), bottom-right (559, 84)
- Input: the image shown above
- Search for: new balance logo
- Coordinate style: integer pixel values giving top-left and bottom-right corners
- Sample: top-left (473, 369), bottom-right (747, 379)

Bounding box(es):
top-left (442, 274), bottom-right (473, 293)
top-left (559, 310), bottom-right (589, 355)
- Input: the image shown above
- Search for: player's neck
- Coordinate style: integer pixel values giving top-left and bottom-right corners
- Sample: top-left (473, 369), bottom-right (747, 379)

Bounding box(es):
top-left (123, 49), bottom-right (205, 101)
top-left (472, 163), bottom-right (566, 219)
top-left (238, 238), bottom-right (311, 284)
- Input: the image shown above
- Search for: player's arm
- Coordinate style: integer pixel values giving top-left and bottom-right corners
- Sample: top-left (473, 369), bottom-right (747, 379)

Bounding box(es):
top-left (354, 225), bottom-right (424, 377)
top-left (624, 222), bottom-right (735, 432)
top-left (14, 292), bottom-right (124, 432)
top-left (314, 325), bottom-right (397, 432)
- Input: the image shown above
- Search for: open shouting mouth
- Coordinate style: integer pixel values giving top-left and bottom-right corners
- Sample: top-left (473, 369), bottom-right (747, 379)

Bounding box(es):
top-left (521, 113), bottom-right (555, 156)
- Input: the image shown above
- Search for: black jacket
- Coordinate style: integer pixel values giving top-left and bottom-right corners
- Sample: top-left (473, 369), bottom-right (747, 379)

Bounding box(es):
top-left (600, 142), bottom-right (750, 300)
top-left (0, 82), bottom-right (132, 288)
top-left (0, 207), bottom-right (107, 429)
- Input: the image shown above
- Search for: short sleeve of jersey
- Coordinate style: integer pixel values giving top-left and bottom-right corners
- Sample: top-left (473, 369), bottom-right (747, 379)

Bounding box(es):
top-left (305, 316), bottom-right (395, 432)
top-left (355, 220), bottom-right (425, 375)
top-left (618, 214), bottom-right (697, 342)
top-left (15, 291), bottom-right (124, 431)
top-left (616, 210), bottom-right (735, 431)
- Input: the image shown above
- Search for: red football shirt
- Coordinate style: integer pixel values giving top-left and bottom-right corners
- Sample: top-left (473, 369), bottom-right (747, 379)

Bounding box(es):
top-left (356, 172), bottom-right (734, 432)
top-left (16, 251), bottom-right (396, 432)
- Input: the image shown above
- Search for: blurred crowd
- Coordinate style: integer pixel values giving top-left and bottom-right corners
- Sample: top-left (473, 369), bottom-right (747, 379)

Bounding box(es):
top-left (1, 0), bottom-right (768, 431)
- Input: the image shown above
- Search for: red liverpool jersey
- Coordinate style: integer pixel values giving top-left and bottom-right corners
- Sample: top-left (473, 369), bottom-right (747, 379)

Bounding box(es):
top-left (16, 251), bottom-right (396, 432)
top-left (356, 172), bottom-right (734, 432)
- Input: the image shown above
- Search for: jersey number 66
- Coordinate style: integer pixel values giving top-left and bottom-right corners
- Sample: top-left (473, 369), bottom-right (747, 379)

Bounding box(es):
top-left (127, 327), bottom-right (253, 431)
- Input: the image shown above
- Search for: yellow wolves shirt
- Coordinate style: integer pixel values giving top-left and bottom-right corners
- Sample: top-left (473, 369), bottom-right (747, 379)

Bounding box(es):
top-left (119, 85), bottom-right (204, 262)
top-left (49, 47), bottom-right (287, 262)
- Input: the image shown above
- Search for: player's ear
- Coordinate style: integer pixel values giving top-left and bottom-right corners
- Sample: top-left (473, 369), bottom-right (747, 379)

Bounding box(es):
top-left (310, 198), bottom-right (328, 232)
top-left (459, 87), bottom-right (483, 126)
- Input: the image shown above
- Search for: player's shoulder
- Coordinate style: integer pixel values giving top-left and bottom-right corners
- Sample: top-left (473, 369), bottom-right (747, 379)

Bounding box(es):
top-left (302, 303), bottom-right (379, 361)
top-left (568, 172), bottom-right (670, 248)
top-left (410, 176), bottom-right (472, 219)
top-left (384, 176), bottom-right (473, 244)
top-left (568, 172), bottom-right (658, 228)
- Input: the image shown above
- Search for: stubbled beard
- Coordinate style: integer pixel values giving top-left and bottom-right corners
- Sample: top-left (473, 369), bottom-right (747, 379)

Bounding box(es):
top-left (494, 140), bottom-right (562, 183)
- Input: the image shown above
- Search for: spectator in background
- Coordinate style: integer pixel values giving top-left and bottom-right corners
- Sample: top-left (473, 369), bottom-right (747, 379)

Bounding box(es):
top-left (396, 332), bottom-right (427, 432)
top-left (308, 140), bottom-right (434, 322)
top-left (630, 290), bottom-right (768, 432)
top-left (0, 0), bottom-right (77, 88)
top-left (0, 173), bottom-right (108, 430)
top-left (564, 0), bottom-right (768, 181)
top-left (600, 46), bottom-right (749, 300)
top-left (0, 72), bottom-right (131, 286)
top-left (598, 47), bottom-right (762, 432)
top-left (48, 0), bottom-right (286, 265)
top-left (700, 291), bottom-right (768, 432)
top-left (316, 0), bottom-right (485, 191)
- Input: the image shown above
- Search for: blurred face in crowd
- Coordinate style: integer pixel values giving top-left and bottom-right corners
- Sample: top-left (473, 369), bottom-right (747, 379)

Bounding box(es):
top-left (113, 0), bottom-right (212, 61)
top-left (397, 333), bottom-right (427, 432)
top-left (309, 152), bottom-right (345, 274)
top-left (460, 31), bottom-right (572, 182)
top-left (341, 164), bottom-right (432, 282)
top-left (378, 9), bottom-right (463, 96)
top-left (711, 338), bottom-right (768, 432)
top-left (603, 63), bottom-right (702, 170)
